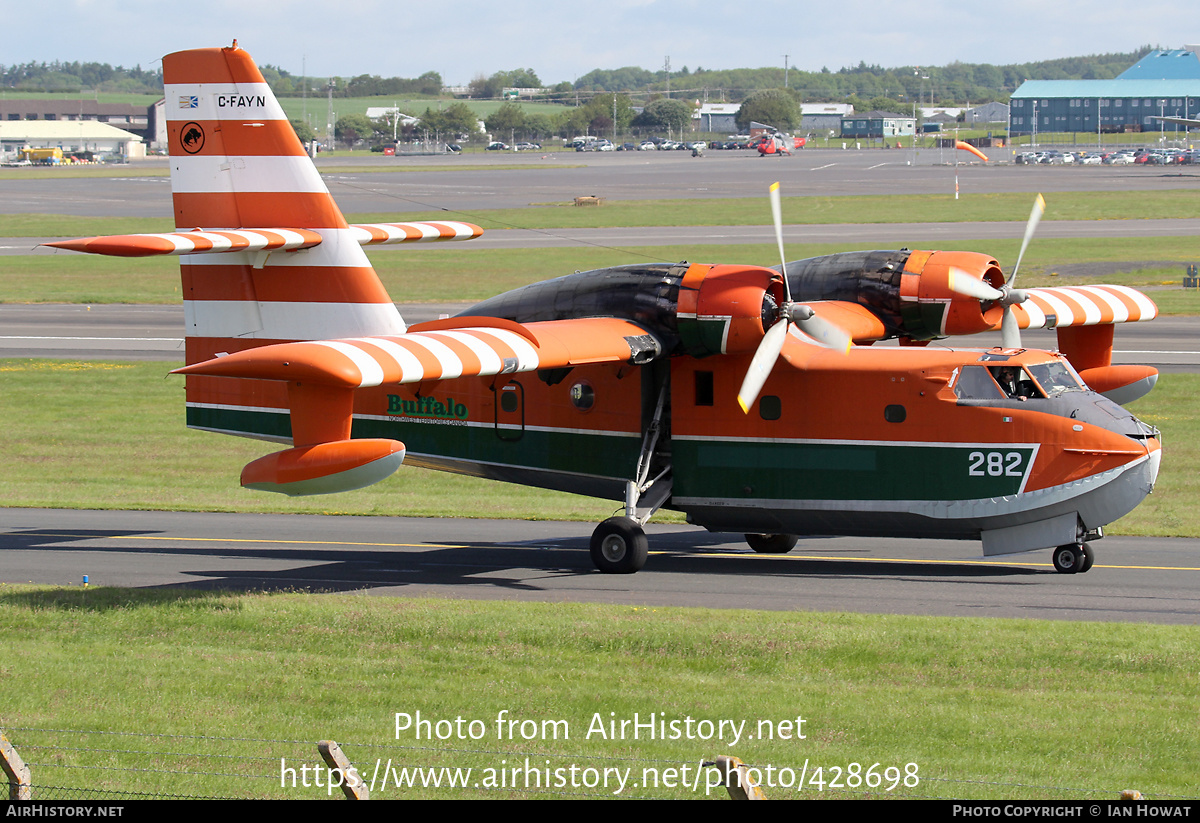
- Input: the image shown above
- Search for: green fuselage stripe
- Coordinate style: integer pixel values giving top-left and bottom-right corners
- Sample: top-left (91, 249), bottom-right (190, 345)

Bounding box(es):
top-left (188, 406), bottom-right (1035, 502)
top-left (673, 439), bottom-right (1035, 501)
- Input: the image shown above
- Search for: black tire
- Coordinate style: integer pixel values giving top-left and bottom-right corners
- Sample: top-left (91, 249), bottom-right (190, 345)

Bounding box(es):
top-left (1052, 544), bottom-right (1084, 574)
top-left (744, 533), bottom-right (798, 554)
top-left (590, 517), bottom-right (649, 574)
top-left (1079, 543), bottom-right (1095, 573)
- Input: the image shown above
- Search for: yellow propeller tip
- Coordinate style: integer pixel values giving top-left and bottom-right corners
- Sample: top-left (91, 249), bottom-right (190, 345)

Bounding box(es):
top-left (769, 181), bottom-right (780, 192)
top-left (737, 397), bottom-right (750, 414)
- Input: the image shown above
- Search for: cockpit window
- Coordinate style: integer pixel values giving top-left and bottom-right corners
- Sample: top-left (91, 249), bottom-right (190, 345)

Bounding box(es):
top-left (953, 365), bottom-right (1006, 400)
top-left (989, 365), bottom-right (1043, 400)
top-left (1026, 361), bottom-right (1085, 396)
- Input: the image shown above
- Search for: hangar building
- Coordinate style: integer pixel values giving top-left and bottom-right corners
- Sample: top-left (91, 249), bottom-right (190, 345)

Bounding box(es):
top-left (1009, 46), bottom-right (1200, 135)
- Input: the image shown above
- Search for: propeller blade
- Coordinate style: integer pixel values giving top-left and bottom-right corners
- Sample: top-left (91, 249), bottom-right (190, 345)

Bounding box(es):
top-left (1000, 305), bottom-right (1022, 349)
top-left (1009, 193), bottom-right (1045, 286)
top-left (737, 320), bottom-right (790, 413)
top-left (792, 305), bottom-right (853, 353)
top-left (769, 181), bottom-right (791, 301)
top-left (947, 266), bottom-right (1004, 302)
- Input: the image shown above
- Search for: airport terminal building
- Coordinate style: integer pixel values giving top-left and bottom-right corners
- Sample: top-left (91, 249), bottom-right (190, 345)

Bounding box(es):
top-left (1009, 47), bottom-right (1200, 135)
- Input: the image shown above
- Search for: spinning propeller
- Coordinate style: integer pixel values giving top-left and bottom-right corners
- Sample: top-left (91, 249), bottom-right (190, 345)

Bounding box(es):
top-left (737, 183), bottom-right (852, 413)
top-left (947, 193), bottom-right (1045, 349)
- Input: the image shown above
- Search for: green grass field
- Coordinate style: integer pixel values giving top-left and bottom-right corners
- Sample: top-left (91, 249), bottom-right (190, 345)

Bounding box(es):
top-left (4, 588), bottom-right (1197, 799)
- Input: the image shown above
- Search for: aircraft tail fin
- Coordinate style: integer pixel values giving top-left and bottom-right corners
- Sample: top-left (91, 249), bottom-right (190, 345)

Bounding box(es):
top-left (44, 43), bottom-right (485, 455)
top-left (162, 42), bottom-right (403, 363)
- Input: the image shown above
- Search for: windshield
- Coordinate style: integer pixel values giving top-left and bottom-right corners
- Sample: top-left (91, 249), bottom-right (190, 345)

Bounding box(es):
top-left (1027, 361), bottom-right (1085, 396)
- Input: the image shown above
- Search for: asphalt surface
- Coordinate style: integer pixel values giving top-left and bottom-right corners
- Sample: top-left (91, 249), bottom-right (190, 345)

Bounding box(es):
top-left (2, 509), bottom-right (1196, 624)
top-left (3, 150), bottom-right (1199, 219)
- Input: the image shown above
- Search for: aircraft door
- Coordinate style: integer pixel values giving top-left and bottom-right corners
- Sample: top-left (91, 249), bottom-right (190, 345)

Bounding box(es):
top-left (493, 381), bottom-right (525, 441)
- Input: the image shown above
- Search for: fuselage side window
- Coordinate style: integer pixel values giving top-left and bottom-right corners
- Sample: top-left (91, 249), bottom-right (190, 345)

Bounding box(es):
top-left (954, 366), bottom-right (1006, 400)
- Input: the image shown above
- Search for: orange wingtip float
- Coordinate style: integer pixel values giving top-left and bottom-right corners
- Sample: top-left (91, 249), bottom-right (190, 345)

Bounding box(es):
top-left (51, 43), bottom-right (1163, 578)
top-left (241, 439), bottom-right (406, 496)
top-left (955, 140), bottom-right (989, 162)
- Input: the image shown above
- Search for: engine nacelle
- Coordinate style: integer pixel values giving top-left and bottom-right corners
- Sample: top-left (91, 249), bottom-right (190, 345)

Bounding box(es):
top-left (900, 250), bottom-right (1006, 338)
top-left (242, 439), bottom-right (406, 496)
top-left (677, 264), bottom-right (782, 357)
top-left (785, 249), bottom-right (1004, 341)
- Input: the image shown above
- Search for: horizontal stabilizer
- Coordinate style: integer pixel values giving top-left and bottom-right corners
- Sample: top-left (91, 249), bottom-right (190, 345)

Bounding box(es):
top-left (349, 221), bottom-right (483, 245)
top-left (43, 229), bottom-right (323, 257)
top-left (43, 221), bottom-right (482, 258)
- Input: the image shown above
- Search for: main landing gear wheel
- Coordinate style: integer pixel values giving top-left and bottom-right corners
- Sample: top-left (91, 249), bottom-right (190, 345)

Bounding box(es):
top-left (744, 533), bottom-right (798, 554)
top-left (1052, 543), bottom-right (1095, 574)
top-left (1079, 543), bottom-right (1095, 573)
top-left (590, 517), bottom-right (648, 574)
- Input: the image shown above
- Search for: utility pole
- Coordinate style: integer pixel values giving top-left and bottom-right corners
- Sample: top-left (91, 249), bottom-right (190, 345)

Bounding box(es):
top-left (784, 54), bottom-right (789, 88)
top-left (326, 79), bottom-right (335, 145)
top-left (664, 56), bottom-right (671, 98)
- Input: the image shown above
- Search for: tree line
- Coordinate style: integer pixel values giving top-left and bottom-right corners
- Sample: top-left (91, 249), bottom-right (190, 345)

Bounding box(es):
top-left (0, 61), bottom-right (161, 94)
top-left (4, 46), bottom-right (1159, 109)
top-left (324, 89), bottom-right (815, 146)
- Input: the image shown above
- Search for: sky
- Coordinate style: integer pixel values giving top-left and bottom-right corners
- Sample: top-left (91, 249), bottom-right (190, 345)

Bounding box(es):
top-left (1, 0), bottom-right (1190, 87)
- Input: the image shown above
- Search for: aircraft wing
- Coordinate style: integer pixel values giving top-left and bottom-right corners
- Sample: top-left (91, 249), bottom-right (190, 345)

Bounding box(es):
top-left (1009, 285), bottom-right (1157, 329)
top-left (172, 315), bottom-right (659, 387)
top-left (42, 221), bottom-right (482, 257)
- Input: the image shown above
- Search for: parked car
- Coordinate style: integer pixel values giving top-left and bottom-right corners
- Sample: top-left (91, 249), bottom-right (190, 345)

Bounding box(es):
top-left (486, 141), bottom-right (508, 151)
top-left (638, 141), bottom-right (657, 151)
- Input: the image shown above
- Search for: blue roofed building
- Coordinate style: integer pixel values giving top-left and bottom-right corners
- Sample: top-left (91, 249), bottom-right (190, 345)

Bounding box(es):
top-left (1009, 46), bottom-right (1200, 135)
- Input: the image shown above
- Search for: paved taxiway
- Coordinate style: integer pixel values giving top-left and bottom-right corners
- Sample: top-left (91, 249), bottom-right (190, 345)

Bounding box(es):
top-left (1, 509), bottom-right (1196, 624)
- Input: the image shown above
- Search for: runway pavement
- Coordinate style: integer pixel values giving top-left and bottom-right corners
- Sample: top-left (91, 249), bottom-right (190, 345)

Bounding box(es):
top-left (2, 151), bottom-right (1198, 219)
top-left (1, 508), bottom-right (1196, 624)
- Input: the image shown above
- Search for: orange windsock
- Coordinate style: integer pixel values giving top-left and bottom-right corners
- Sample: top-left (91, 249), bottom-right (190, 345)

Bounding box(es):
top-left (955, 141), bottom-right (988, 162)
